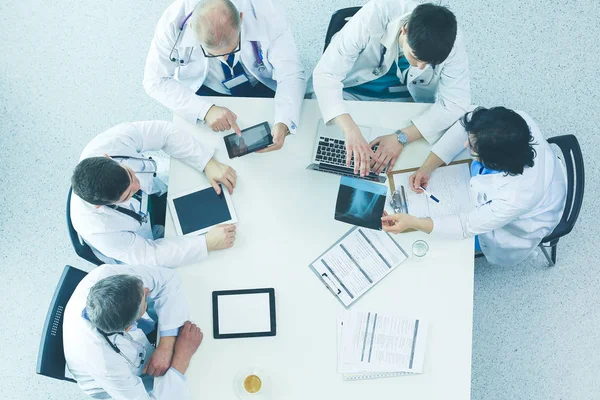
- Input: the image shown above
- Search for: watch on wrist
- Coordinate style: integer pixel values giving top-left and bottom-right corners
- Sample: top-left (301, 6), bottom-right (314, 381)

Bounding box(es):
top-left (395, 130), bottom-right (408, 145)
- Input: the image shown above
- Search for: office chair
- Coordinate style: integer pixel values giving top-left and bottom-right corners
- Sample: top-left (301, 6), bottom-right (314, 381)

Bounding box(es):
top-left (539, 135), bottom-right (585, 266)
top-left (36, 265), bottom-right (88, 382)
top-left (67, 187), bottom-right (103, 266)
top-left (323, 6), bottom-right (362, 52)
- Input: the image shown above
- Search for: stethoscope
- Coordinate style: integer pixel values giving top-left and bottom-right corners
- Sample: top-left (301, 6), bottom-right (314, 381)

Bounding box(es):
top-left (99, 330), bottom-right (148, 370)
top-left (372, 46), bottom-right (387, 76)
top-left (168, 12), bottom-right (266, 71)
top-left (107, 156), bottom-right (158, 225)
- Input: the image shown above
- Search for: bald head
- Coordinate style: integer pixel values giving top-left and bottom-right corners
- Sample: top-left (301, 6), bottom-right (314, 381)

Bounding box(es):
top-left (192, 0), bottom-right (242, 53)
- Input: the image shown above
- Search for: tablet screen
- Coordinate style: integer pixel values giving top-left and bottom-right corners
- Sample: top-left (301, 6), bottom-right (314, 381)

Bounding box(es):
top-left (172, 188), bottom-right (231, 235)
top-left (224, 122), bottom-right (272, 157)
top-left (212, 288), bottom-right (277, 339)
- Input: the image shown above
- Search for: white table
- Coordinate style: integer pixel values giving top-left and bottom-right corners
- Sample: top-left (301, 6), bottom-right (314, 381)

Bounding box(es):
top-left (166, 98), bottom-right (474, 400)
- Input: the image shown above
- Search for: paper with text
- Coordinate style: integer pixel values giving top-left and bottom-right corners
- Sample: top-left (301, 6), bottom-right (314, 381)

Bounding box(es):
top-left (392, 162), bottom-right (473, 218)
top-left (338, 311), bottom-right (428, 374)
top-left (310, 227), bottom-right (408, 308)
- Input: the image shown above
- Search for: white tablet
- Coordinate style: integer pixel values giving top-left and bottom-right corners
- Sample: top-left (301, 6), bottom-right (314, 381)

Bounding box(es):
top-left (167, 184), bottom-right (237, 236)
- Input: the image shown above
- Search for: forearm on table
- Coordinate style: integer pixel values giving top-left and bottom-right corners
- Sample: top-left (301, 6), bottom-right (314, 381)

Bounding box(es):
top-left (422, 151), bottom-right (446, 172)
top-left (407, 215), bottom-right (434, 234)
top-left (399, 124), bottom-right (423, 143)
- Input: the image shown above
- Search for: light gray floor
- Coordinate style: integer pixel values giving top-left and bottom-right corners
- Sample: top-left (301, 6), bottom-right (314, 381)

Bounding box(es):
top-left (1, 0), bottom-right (599, 399)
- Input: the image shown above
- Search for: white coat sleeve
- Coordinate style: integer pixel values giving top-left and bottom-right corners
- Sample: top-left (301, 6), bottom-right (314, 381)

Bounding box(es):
top-left (263, 1), bottom-right (306, 133)
top-left (99, 120), bottom-right (214, 172)
top-left (430, 117), bottom-right (470, 165)
top-left (312, 2), bottom-right (379, 123)
top-left (88, 366), bottom-right (188, 400)
top-left (88, 230), bottom-right (208, 268)
top-left (411, 32), bottom-right (471, 143)
top-left (431, 198), bottom-right (530, 239)
top-left (143, 10), bottom-right (213, 124)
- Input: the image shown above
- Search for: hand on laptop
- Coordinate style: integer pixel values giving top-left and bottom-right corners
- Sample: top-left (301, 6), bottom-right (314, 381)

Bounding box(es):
top-left (204, 158), bottom-right (237, 195)
top-left (370, 134), bottom-right (404, 174)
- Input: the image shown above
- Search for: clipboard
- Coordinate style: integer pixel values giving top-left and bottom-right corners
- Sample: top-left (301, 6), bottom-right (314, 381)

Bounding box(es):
top-left (309, 227), bottom-right (408, 309)
top-left (387, 158), bottom-right (472, 193)
top-left (386, 159), bottom-right (473, 232)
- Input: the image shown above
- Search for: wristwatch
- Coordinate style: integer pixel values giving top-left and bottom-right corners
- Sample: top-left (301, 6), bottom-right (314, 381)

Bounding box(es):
top-left (395, 130), bottom-right (408, 145)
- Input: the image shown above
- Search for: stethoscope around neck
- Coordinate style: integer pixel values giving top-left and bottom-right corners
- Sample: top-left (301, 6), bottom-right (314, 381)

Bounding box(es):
top-left (168, 11), bottom-right (266, 71)
top-left (106, 156), bottom-right (158, 225)
top-left (98, 329), bottom-right (148, 369)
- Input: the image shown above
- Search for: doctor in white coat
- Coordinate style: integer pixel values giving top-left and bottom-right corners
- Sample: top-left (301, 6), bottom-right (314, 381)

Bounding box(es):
top-left (64, 264), bottom-right (203, 399)
top-left (144, 0), bottom-right (306, 152)
top-left (313, 0), bottom-right (471, 176)
top-left (70, 120), bottom-right (237, 268)
top-left (382, 107), bottom-right (567, 266)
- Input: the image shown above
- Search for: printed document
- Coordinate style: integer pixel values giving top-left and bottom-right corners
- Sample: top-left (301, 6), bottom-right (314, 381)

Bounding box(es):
top-left (392, 162), bottom-right (473, 218)
top-left (310, 227), bottom-right (408, 308)
top-left (338, 311), bottom-right (428, 375)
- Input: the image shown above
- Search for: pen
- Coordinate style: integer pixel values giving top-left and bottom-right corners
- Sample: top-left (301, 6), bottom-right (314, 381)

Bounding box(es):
top-left (419, 186), bottom-right (440, 203)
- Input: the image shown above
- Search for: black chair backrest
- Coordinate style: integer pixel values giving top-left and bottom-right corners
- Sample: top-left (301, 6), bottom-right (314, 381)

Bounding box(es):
top-left (67, 187), bottom-right (103, 266)
top-left (323, 6), bottom-right (362, 53)
top-left (36, 265), bottom-right (88, 382)
top-left (543, 134), bottom-right (585, 243)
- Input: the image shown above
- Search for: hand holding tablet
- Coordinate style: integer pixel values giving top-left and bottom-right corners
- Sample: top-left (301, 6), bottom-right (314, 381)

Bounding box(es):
top-left (224, 122), bottom-right (274, 158)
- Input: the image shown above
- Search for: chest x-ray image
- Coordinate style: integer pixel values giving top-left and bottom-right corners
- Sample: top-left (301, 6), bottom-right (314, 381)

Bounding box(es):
top-left (335, 176), bottom-right (387, 230)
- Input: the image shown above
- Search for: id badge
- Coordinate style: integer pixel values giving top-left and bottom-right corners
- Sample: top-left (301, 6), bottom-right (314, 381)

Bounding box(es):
top-left (222, 73), bottom-right (250, 90)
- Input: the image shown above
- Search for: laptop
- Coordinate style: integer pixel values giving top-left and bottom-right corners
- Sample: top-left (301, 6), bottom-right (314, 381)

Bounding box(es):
top-left (306, 119), bottom-right (389, 183)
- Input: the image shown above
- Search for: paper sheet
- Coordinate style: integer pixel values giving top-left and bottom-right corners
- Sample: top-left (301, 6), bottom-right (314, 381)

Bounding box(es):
top-left (217, 293), bottom-right (272, 334)
top-left (310, 227), bottom-right (408, 307)
top-left (392, 162), bottom-right (473, 218)
top-left (338, 311), bottom-right (428, 374)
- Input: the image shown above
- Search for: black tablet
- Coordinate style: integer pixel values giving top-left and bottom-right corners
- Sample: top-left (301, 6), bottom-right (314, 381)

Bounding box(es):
top-left (212, 288), bottom-right (277, 339)
top-left (224, 122), bottom-right (273, 158)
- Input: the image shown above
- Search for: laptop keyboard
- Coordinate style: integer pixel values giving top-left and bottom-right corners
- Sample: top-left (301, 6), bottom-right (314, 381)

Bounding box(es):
top-left (315, 137), bottom-right (385, 172)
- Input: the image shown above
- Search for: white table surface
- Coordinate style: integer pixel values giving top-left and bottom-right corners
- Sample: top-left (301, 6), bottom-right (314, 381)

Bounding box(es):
top-left (165, 98), bottom-right (474, 400)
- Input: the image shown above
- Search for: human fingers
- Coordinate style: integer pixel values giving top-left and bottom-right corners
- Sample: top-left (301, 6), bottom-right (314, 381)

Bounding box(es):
top-left (220, 177), bottom-right (233, 195)
top-left (368, 136), bottom-right (382, 147)
top-left (346, 144), bottom-right (353, 168)
top-left (408, 172), bottom-right (423, 193)
top-left (210, 179), bottom-right (221, 195)
top-left (229, 116), bottom-right (241, 136)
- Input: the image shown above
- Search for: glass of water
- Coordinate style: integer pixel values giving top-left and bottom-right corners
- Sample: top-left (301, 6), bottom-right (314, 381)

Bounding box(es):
top-left (412, 240), bottom-right (429, 259)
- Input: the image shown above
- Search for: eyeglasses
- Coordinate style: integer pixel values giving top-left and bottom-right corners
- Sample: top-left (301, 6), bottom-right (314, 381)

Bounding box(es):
top-left (200, 33), bottom-right (242, 58)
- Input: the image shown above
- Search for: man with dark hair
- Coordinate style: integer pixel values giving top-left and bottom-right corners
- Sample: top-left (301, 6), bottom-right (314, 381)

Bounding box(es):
top-left (313, 0), bottom-right (470, 177)
top-left (64, 264), bottom-right (203, 399)
top-left (382, 107), bottom-right (568, 266)
top-left (70, 120), bottom-right (238, 267)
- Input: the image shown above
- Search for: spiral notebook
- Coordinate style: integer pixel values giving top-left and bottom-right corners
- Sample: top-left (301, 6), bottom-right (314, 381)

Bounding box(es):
top-left (337, 311), bottom-right (428, 381)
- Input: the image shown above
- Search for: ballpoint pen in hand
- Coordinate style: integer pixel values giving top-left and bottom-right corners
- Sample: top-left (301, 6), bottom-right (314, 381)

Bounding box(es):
top-left (419, 186), bottom-right (440, 203)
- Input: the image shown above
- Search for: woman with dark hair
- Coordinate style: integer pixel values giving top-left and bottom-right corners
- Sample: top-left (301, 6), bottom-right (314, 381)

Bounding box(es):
top-left (382, 107), bottom-right (568, 266)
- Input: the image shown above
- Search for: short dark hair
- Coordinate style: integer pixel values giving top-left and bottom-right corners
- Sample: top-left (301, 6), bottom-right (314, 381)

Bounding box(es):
top-left (406, 4), bottom-right (457, 66)
top-left (462, 107), bottom-right (536, 176)
top-left (87, 275), bottom-right (145, 334)
top-left (71, 157), bottom-right (130, 205)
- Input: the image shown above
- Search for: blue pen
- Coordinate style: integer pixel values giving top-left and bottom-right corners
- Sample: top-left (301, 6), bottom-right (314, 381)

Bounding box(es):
top-left (420, 186), bottom-right (440, 203)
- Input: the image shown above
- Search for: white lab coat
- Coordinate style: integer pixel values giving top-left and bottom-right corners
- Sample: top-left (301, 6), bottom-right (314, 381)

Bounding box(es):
top-left (313, 0), bottom-right (471, 143)
top-left (430, 111), bottom-right (568, 266)
top-left (143, 0), bottom-right (306, 131)
top-left (70, 121), bottom-right (214, 268)
top-left (63, 264), bottom-right (190, 399)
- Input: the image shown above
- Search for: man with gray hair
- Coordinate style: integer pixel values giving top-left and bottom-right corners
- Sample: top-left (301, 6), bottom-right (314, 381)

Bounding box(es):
top-left (63, 264), bottom-right (203, 399)
top-left (144, 0), bottom-right (306, 153)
